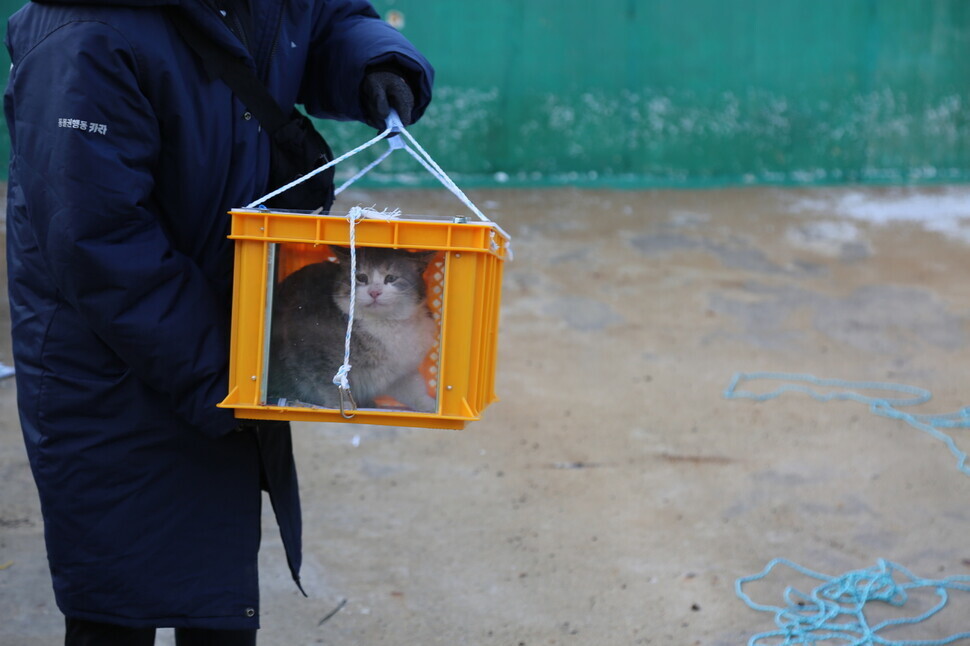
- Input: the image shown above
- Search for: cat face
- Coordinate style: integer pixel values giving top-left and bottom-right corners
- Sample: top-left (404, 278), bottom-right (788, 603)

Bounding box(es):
top-left (330, 247), bottom-right (435, 321)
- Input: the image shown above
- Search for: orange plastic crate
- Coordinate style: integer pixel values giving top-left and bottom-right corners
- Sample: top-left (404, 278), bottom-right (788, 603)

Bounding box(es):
top-left (219, 209), bottom-right (510, 430)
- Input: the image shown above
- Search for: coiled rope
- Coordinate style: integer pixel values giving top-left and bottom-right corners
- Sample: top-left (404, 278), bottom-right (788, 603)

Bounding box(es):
top-left (726, 373), bottom-right (970, 643)
top-left (724, 372), bottom-right (970, 476)
top-left (736, 558), bottom-right (970, 646)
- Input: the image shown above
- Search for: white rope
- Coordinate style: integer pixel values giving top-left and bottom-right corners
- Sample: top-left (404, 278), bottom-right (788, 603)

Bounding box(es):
top-left (394, 124), bottom-right (491, 223)
top-left (250, 109), bottom-right (494, 225)
top-left (337, 111), bottom-right (490, 223)
top-left (333, 206), bottom-right (364, 390)
top-left (330, 206), bottom-right (401, 414)
top-left (245, 125), bottom-right (393, 209)
top-left (333, 145), bottom-right (395, 196)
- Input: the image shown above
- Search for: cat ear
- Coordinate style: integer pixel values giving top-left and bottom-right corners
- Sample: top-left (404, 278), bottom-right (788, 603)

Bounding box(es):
top-left (329, 246), bottom-right (351, 263)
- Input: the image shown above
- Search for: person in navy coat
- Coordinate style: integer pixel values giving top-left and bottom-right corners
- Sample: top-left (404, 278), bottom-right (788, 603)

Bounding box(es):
top-left (3, 0), bottom-right (433, 643)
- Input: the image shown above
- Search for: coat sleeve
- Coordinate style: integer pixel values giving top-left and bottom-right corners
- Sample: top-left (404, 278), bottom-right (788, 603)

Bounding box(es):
top-left (7, 22), bottom-right (238, 437)
top-left (299, 0), bottom-right (434, 123)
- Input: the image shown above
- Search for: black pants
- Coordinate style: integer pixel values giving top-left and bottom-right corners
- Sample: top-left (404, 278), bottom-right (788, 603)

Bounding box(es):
top-left (65, 617), bottom-right (257, 646)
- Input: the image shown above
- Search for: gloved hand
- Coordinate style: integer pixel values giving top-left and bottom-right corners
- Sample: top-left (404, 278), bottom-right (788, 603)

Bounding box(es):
top-left (361, 67), bottom-right (415, 130)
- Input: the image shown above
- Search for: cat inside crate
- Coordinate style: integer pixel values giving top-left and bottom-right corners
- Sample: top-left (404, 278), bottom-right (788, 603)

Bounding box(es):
top-left (267, 245), bottom-right (438, 412)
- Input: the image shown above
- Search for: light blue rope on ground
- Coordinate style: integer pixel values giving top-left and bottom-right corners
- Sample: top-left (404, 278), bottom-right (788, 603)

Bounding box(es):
top-left (724, 372), bottom-right (970, 476)
top-left (736, 558), bottom-right (970, 645)
top-left (727, 373), bottom-right (970, 643)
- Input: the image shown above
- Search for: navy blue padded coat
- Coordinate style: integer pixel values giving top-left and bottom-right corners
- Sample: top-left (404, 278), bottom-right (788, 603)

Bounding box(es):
top-left (4, 0), bottom-right (432, 630)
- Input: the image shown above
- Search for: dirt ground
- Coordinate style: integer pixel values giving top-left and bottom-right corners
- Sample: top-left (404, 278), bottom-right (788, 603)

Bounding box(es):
top-left (3, 185), bottom-right (970, 645)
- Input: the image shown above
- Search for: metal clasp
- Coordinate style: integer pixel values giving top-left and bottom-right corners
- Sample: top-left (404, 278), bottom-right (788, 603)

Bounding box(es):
top-left (338, 387), bottom-right (357, 419)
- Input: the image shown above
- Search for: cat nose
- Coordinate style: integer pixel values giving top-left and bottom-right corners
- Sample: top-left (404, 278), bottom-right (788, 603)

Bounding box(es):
top-left (368, 288), bottom-right (382, 299)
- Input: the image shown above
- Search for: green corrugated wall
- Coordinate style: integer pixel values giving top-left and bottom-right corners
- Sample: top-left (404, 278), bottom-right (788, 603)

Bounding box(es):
top-left (0, 0), bottom-right (15, 174)
top-left (3, 0), bottom-right (970, 187)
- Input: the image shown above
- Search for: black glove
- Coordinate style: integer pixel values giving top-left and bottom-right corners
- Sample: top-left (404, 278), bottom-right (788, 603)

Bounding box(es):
top-left (361, 68), bottom-right (415, 130)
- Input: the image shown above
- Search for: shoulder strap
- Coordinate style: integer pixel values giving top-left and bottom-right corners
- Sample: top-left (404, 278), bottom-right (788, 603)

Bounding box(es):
top-left (169, 9), bottom-right (290, 135)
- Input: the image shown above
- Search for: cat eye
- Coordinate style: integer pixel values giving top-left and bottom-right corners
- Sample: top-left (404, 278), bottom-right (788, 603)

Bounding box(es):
top-left (355, 272), bottom-right (369, 285)
top-left (384, 275), bottom-right (398, 284)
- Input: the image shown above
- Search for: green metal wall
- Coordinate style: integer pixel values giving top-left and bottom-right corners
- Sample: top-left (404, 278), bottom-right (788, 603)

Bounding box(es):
top-left (0, 0), bottom-right (17, 174)
top-left (3, 0), bottom-right (970, 187)
top-left (344, 0), bottom-right (970, 187)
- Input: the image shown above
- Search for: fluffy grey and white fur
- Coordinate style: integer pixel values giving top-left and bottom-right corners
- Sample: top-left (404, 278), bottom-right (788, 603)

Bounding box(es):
top-left (267, 246), bottom-right (438, 412)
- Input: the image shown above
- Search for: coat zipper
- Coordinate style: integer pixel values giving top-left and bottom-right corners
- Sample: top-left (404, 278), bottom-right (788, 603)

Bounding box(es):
top-left (226, 10), bottom-right (250, 52)
top-left (204, 0), bottom-right (250, 52)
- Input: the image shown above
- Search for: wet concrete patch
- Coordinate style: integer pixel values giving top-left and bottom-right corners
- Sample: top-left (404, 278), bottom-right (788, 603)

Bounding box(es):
top-left (799, 494), bottom-right (878, 518)
top-left (707, 285), bottom-right (811, 350)
top-left (629, 232), bottom-right (704, 255)
top-left (709, 283), bottom-right (966, 353)
top-left (668, 210), bottom-right (712, 227)
top-left (713, 243), bottom-right (794, 274)
top-left (358, 457), bottom-right (413, 479)
top-left (549, 247), bottom-right (591, 264)
top-left (813, 285), bottom-right (965, 354)
top-left (543, 296), bottom-right (624, 331)
top-left (851, 530), bottom-right (898, 552)
top-left (751, 469), bottom-right (819, 487)
top-left (630, 232), bottom-right (821, 276)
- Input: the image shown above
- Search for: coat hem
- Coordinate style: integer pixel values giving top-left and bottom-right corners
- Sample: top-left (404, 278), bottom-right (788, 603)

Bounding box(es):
top-left (59, 606), bottom-right (260, 631)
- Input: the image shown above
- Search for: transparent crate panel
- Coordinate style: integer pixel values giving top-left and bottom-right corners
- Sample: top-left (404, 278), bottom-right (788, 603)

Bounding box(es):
top-left (262, 242), bottom-right (445, 413)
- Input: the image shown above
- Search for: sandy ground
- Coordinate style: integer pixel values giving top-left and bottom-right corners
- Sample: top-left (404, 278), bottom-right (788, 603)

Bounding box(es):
top-left (3, 185), bottom-right (970, 645)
